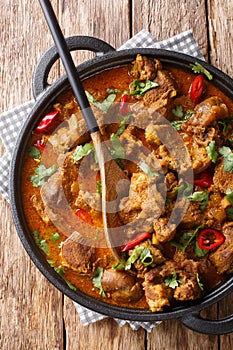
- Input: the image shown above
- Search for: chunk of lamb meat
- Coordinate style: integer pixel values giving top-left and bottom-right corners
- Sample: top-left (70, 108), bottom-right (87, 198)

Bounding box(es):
top-left (143, 259), bottom-right (203, 311)
top-left (101, 269), bottom-right (143, 303)
top-left (213, 157), bottom-right (233, 193)
top-left (179, 96), bottom-right (229, 174)
top-left (40, 169), bottom-right (105, 245)
top-left (203, 192), bottom-right (226, 230)
top-left (130, 54), bottom-right (177, 122)
top-left (209, 221), bottom-right (233, 274)
top-left (188, 96), bottom-right (229, 127)
top-left (119, 171), bottom-right (166, 238)
top-left (60, 232), bottom-right (94, 274)
top-left (48, 104), bottom-right (110, 154)
top-left (130, 54), bottom-right (160, 81)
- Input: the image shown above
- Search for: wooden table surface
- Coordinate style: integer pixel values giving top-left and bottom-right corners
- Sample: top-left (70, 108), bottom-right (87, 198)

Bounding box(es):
top-left (1, 1), bottom-right (233, 349)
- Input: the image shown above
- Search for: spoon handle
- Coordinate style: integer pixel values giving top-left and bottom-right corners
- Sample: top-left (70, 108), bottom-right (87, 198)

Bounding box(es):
top-left (39, 0), bottom-right (99, 133)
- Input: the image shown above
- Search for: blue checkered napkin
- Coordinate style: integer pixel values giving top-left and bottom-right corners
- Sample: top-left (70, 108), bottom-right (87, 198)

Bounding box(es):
top-left (0, 29), bottom-right (204, 331)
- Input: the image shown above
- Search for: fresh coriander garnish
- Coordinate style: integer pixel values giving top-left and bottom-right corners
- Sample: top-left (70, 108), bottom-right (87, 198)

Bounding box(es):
top-left (196, 273), bottom-right (204, 291)
top-left (85, 91), bottom-right (116, 113)
top-left (226, 207), bottom-right (233, 220)
top-left (186, 190), bottom-right (209, 211)
top-left (30, 164), bottom-right (57, 187)
top-left (33, 230), bottom-right (49, 255)
top-left (106, 88), bottom-right (121, 94)
top-left (50, 232), bottom-right (61, 243)
top-left (219, 146), bottom-right (233, 172)
top-left (93, 267), bottom-right (106, 298)
top-left (224, 188), bottom-right (233, 205)
top-left (170, 225), bottom-right (207, 257)
top-left (125, 246), bottom-right (153, 270)
top-left (172, 105), bottom-right (183, 118)
top-left (218, 116), bottom-right (233, 132)
top-left (96, 181), bottom-right (102, 196)
top-left (139, 160), bottom-right (158, 179)
top-left (116, 113), bottom-right (132, 136)
top-left (170, 110), bottom-right (194, 130)
top-left (190, 62), bottom-right (213, 80)
top-left (28, 146), bottom-right (41, 160)
top-left (129, 79), bottom-right (159, 96)
top-left (54, 265), bottom-right (77, 291)
top-left (72, 143), bottom-right (94, 163)
top-left (109, 133), bottom-right (125, 160)
top-left (206, 140), bottom-right (218, 163)
top-left (164, 271), bottom-right (181, 289)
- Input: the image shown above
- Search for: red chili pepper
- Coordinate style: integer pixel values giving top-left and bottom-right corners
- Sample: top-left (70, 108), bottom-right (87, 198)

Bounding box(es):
top-left (33, 139), bottom-right (45, 151)
top-left (193, 170), bottom-right (213, 188)
top-left (121, 232), bottom-right (151, 252)
top-left (76, 208), bottom-right (93, 225)
top-left (197, 228), bottom-right (225, 250)
top-left (189, 75), bottom-right (204, 104)
top-left (120, 94), bottom-right (130, 116)
top-left (35, 110), bottom-right (59, 133)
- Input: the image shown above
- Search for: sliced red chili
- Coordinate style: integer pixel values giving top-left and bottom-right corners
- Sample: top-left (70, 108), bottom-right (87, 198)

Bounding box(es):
top-left (121, 232), bottom-right (151, 252)
top-left (189, 75), bottom-right (204, 104)
top-left (35, 110), bottom-right (59, 133)
top-left (197, 228), bottom-right (225, 250)
top-left (33, 139), bottom-right (45, 151)
top-left (76, 208), bottom-right (93, 225)
top-left (193, 170), bottom-right (213, 188)
top-left (120, 94), bottom-right (130, 116)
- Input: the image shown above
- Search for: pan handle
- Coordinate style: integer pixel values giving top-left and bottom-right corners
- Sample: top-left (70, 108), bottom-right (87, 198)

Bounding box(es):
top-left (181, 311), bottom-right (233, 335)
top-left (33, 35), bottom-right (115, 98)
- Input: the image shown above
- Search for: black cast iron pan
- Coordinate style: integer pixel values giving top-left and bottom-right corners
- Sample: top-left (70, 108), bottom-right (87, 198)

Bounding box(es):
top-left (10, 35), bottom-right (233, 335)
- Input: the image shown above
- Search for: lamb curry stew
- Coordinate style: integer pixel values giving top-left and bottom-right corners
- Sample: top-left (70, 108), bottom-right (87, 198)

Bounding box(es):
top-left (22, 55), bottom-right (233, 312)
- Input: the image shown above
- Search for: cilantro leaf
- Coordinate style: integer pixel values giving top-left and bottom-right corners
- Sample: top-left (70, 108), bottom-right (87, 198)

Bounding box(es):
top-left (129, 79), bottom-right (159, 96)
top-left (170, 110), bottom-right (194, 130)
top-left (93, 267), bottom-right (106, 298)
top-left (186, 190), bottom-right (209, 211)
top-left (190, 62), bottom-right (213, 80)
top-left (28, 146), bottom-right (41, 159)
top-left (106, 88), bottom-right (121, 94)
top-left (33, 230), bottom-right (49, 255)
top-left (165, 271), bottom-right (181, 289)
top-left (170, 225), bottom-right (204, 253)
top-left (109, 133), bottom-right (125, 159)
top-left (125, 246), bottom-right (153, 270)
top-left (96, 181), bottom-right (102, 196)
top-left (139, 160), bottom-right (158, 179)
top-left (85, 91), bottom-right (116, 113)
top-left (219, 146), bottom-right (233, 172)
top-left (50, 232), bottom-right (61, 243)
top-left (196, 273), bottom-right (204, 291)
top-left (30, 164), bottom-right (57, 187)
top-left (226, 207), bottom-right (233, 220)
top-left (172, 105), bottom-right (183, 118)
top-left (116, 113), bottom-right (132, 136)
top-left (224, 188), bottom-right (233, 205)
top-left (218, 116), bottom-right (233, 132)
top-left (72, 143), bottom-right (94, 163)
top-left (206, 140), bottom-right (218, 163)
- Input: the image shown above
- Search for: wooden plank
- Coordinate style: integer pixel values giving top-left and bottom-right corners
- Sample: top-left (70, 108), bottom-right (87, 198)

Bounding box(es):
top-left (0, 1), bottom-right (64, 349)
top-left (207, 0), bottom-right (233, 76)
top-left (64, 298), bottom-right (146, 350)
top-left (132, 0), bottom-right (209, 58)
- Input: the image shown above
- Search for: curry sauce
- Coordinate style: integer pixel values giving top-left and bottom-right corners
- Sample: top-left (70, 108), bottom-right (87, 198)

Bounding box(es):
top-left (22, 55), bottom-right (233, 311)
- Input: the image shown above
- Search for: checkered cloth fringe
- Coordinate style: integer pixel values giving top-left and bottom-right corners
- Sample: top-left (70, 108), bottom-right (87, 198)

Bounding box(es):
top-left (0, 29), bottom-right (204, 331)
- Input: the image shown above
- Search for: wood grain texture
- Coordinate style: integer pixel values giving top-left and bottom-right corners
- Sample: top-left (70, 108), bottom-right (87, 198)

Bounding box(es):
top-left (0, 0), bottom-right (233, 349)
top-left (132, 0), bottom-right (209, 58)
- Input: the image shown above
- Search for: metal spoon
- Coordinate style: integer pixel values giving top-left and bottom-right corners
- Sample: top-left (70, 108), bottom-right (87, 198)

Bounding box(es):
top-left (39, 0), bottom-right (129, 261)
